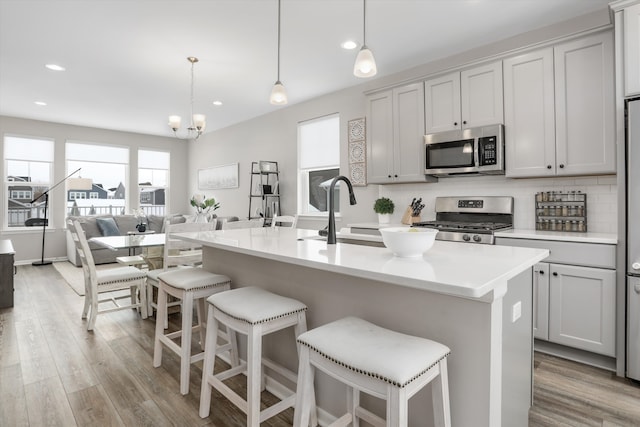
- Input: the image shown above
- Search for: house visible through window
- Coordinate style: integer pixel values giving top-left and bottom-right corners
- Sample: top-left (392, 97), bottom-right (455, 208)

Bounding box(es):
top-left (297, 114), bottom-right (340, 215)
top-left (66, 141), bottom-right (129, 216)
top-left (4, 136), bottom-right (54, 228)
top-left (138, 149), bottom-right (169, 216)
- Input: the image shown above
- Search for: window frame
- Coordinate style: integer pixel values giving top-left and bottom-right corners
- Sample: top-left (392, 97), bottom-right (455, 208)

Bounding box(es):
top-left (137, 148), bottom-right (170, 217)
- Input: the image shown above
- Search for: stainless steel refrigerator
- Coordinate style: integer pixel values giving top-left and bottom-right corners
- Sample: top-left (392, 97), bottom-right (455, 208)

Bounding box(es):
top-left (627, 97), bottom-right (640, 380)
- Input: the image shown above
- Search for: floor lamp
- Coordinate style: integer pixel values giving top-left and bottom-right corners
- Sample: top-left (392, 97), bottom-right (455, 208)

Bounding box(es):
top-left (31, 167), bottom-right (81, 266)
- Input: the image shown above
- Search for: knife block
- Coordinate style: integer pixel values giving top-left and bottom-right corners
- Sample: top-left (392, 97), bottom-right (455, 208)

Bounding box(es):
top-left (401, 206), bottom-right (421, 225)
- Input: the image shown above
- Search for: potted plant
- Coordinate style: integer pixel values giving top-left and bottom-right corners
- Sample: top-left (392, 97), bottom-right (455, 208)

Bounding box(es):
top-left (374, 197), bottom-right (395, 224)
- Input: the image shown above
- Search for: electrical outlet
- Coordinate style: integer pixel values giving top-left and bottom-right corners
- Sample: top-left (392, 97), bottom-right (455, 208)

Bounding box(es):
top-left (512, 301), bottom-right (522, 323)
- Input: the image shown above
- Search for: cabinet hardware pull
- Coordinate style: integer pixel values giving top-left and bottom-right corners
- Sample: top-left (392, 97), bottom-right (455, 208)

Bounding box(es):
top-left (559, 164), bottom-right (565, 168)
top-left (539, 270), bottom-right (544, 275)
top-left (463, 120), bottom-right (467, 125)
top-left (547, 165), bottom-right (552, 169)
top-left (552, 272), bottom-right (558, 276)
top-left (394, 174), bottom-right (398, 178)
top-left (454, 122), bottom-right (458, 126)
top-left (388, 175), bottom-right (392, 178)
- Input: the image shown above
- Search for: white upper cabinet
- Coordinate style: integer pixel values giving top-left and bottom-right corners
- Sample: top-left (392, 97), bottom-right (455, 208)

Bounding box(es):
top-left (366, 83), bottom-right (435, 184)
top-left (554, 32), bottom-right (615, 176)
top-left (504, 49), bottom-right (556, 177)
top-left (424, 62), bottom-right (503, 134)
top-left (505, 32), bottom-right (615, 177)
top-left (624, 3), bottom-right (640, 96)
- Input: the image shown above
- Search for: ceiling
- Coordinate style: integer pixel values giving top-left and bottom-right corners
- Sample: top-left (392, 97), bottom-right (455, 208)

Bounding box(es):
top-left (0, 0), bottom-right (612, 138)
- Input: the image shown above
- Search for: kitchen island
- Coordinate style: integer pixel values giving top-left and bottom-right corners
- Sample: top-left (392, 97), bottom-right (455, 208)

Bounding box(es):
top-left (176, 227), bottom-right (548, 427)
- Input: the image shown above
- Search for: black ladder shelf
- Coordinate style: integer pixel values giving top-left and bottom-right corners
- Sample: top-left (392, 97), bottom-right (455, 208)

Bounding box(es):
top-left (248, 161), bottom-right (280, 226)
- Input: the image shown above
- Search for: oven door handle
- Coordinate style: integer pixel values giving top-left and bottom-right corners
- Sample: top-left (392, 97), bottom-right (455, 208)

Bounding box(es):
top-left (474, 140), bottom-right (479, 167)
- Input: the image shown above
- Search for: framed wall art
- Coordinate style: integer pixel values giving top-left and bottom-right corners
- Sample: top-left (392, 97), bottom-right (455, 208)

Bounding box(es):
top-left (198, 163), bottom-right (239, 190)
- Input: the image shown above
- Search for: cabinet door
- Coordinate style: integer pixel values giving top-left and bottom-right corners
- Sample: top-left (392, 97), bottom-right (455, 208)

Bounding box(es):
top-left (424, 72), bottom-right (461, 133)
top-left (504, 49), bottom-right (556, 177)
top-left (533, 262), bottom-right (550, 340)
top-left (624, 3), bottom-right (640, 96)
top-left (366, 90), bottom-right (394, 184)
top-left (461, 62), bottom-right (504, 128)
top-left (393, 83), bottom-right (426, 182)
top-left (554, 32), bottom-right (616, 176)
top-left (548, 264), bottom-right (616, 356)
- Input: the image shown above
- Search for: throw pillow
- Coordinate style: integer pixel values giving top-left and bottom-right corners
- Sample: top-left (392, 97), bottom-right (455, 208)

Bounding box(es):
top-left (96, 217), bottom-right (121, 236)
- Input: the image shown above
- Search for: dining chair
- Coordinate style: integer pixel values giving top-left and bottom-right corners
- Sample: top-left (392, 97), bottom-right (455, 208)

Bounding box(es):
top-left (146, 219), bottom-right (217, 322)
top-left (67, 218), bottom-right (148, 331)
top-left (221, 218), bottom-right (264, 230)
top-left (270, 214), bottom-right (297, 228)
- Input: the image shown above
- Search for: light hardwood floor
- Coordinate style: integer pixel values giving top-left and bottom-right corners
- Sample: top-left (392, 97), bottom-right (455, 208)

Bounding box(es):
top-left (1, 264), bottom-right (640, 426)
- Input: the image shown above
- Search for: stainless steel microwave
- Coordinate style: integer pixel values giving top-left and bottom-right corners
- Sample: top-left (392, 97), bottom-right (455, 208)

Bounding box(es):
top-left (424, 124), bottom-right (504, 177)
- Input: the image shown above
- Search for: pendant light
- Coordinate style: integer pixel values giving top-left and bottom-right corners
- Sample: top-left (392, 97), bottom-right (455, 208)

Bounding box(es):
top-left (168, 57), bottom-right (206, 139)
top-left (270, 0), bottom-right (288, 105)
top-left (353, 0), bottom-right (377, 78)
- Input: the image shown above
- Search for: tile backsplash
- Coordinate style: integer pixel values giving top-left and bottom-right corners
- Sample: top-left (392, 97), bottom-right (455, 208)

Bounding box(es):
top-left (378, 174), bottom-right (617, 234)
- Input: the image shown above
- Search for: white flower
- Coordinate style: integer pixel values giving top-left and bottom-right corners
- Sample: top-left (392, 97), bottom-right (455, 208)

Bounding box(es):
top-left (193, 194), bottom-right (205, 205)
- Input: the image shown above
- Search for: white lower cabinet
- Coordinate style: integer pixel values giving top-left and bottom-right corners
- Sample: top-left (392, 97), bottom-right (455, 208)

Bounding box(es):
top-left (547, 263), bottom-right (616, 356)
top-left (496, 237), bottom-right (616, 357)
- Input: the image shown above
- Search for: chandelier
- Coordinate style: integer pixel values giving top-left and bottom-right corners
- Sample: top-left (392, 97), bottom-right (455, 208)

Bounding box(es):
top-left (168, 57), bottom-right (206, 139)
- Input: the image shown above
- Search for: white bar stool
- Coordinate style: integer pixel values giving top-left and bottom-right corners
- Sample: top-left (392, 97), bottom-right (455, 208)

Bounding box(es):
top-left (293, 316), bottom-right (451, 427)
top-left (153, 267), bottom-right (235, 395)
top-left (199, 286), bottom-right (315, 427)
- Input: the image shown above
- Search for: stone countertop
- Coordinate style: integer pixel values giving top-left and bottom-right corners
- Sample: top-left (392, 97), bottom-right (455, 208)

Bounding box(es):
top-left (495, 229), bottom-right (618, 244)
top-left (175, 227), bottom-right (548, 300)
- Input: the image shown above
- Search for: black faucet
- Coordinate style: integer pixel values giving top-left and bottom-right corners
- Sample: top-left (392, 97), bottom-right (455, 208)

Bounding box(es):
top-left (327, 175), bottom-right (357, 244)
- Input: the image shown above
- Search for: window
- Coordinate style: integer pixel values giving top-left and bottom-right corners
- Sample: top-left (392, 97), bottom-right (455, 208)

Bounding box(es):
top-left (66, 142), bottom-right (129, 217)
top-left (4, 136), bottom-right (54, 228)
top-left (138, 149), bottom-right (169, 216)
top-left (297, 114), bottom-right (340, 215)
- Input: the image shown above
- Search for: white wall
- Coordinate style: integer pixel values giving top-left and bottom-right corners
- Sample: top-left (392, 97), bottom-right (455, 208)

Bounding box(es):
top-left (0, 116), bottom-right (188, 263)
top-left (188, 9), bottom-right (615, 232)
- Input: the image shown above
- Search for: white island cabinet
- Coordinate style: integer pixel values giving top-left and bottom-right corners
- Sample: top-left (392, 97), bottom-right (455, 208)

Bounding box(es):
top-left (176, 227), bottom-right (548, 427)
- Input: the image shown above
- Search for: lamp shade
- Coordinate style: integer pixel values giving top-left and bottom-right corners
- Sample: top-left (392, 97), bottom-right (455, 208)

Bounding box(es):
top-left (193, 114), bottom-right (206, 130)
top-left (270, 80), bottom-right (288, 105)
top-left (168, 115), bottom-right (182, 130)
top-left (353, 46), bottom-right (377, 78)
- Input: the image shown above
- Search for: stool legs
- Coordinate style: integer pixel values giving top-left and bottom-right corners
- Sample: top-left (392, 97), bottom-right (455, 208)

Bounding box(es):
top-left (199, 307), bottom-right (218, 419)
top-left (432, 359), bottom-right (451, 427)
top-left (247, 324), bottom-right (262, 427)
top-left (152, 284), bottom-right (168, 368)
top-left (179, 293), bottom-right (194, 395)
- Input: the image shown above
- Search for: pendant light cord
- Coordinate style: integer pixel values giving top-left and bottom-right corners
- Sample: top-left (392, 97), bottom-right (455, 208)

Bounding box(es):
top-left (362, 0), bottom-right (367, 46)
top-left (277, 0), bottom-right (281, 81)
top-left (190, 60), bottom-right (195, 127)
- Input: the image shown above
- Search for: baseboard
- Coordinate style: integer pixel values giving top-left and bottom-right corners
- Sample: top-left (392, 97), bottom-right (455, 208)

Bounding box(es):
top-left (15, 256), bottom-right (69, 266)
top-left (534, 339), bottom-right (617, 372)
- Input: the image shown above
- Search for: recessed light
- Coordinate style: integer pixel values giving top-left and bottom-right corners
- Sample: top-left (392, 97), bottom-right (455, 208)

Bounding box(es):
top-left (45, 64), bottom-right (66, 71)
top-left (341, 40), bottom-right (358, 50)
top-left (213, 100), bottom-right (223, 106)
top-left (34, 101), bottom-right (47, 106)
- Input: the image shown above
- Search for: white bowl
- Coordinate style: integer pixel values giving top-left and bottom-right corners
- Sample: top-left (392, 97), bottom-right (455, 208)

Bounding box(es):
top-left (379, 227), bottom-right (438, 258)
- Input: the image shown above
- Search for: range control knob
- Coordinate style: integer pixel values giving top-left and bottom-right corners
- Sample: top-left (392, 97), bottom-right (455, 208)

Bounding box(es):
top-left (473, 235), bottom-right (481, 242)
top-left (462, 234), bottom-right (471, 242)
top-left (633, 262), bottom-right (640, 270)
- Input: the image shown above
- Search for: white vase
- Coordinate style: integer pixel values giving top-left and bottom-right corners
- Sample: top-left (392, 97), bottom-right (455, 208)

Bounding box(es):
top-left (194, 212), bottom-right (208, 223)
top-left (378, 213), bottom-right (391, 224)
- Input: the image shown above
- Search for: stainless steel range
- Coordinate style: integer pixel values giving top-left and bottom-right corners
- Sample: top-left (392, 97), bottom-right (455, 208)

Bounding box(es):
top-left (412, 196), bottom-right (513, 244)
